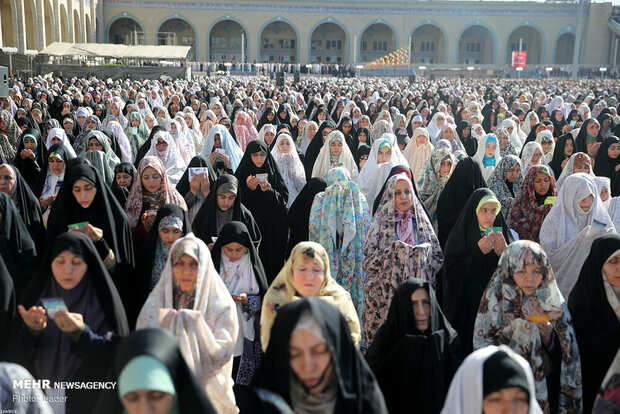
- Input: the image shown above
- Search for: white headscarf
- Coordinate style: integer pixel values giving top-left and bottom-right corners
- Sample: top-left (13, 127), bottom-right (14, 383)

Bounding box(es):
top-left (105, 121), bottom-right (132, 163)
top-left (403, 127), bottom-right (434, 184)
top-left (427, 112), bottom-right (447, 143)
top-left (521, 141), bottom-right (547, 176)
top-left (145, 130), bottom-right (187, 185)
top-left (311, 131), bottom-right (359, 181)
top-left (200, 124), bottom-right (243, 172)
top-left (359, 137), bottom-right (403, 207)
top-left (45, 128), bottom-right (76, 157)
top-left (555, 152), bottom-right (595, 189)
top-left (473, 134), bottom-right (502, 181)
top-left (470, 123), bottom-right (486, 141)
top-left (271, 134), bottom-right (307, 208)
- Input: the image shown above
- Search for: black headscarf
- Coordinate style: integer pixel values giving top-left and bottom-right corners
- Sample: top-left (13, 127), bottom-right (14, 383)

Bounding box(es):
top-left (348, 127), bottom-right (372, 155)
top-left (365, 278), bottom-right (462, 414)
top-left (257, 107), bottom-right (279, 132)
top-left (134, 126), bottom-right (163, 168)
top-left (354, 144), bottom-right (371, 171)
top-left (0, 255), bottom-right (14, 358)
top-left (12, 127), bottom-right (46, 188)
top-left (112, 329), bottom-right (216, 414)
top-left (441, 188), bottom-right (513, 355)
top-left (520, 123), bottom-right (543, 158)
top-left (192, 174), bottom-right (262, 248)
top-left (436, 158), bottom-right (488, 249)
top-left (549, 133), bottom-right (575, 179)
top-left (550, 109), bottom-right (567, 138)
top-left (574, 118), bottom-right (602, 154)
top-left (46, 164), bottom-right (134, 268)
top-left (250, 298), bottom-right (388, 414)
top-left (567, 234), bottom-right (620, 413)
top-left (594, 136), bottom-right (620, 192)
top-left (482, 350), bottom-right (530, 399)
top-left (457, 120), bottom-right (477, 157)
top-left (211, 221), bottom-right (269, 297)
top-left (303, 121), bottom-right (336, 179)
top-left (111, 162), bottom-right (137, 208)
top-left (175, 155), bottom-right (217, 196)
top-left (32, 143), bottom-right (75, 198)
top-left (0, 192), bottom-right (37, 297)
top-left (286, 178), bottom-right (327, 256)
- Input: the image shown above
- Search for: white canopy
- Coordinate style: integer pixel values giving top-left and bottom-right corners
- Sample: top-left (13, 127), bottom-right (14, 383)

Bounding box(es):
top-left (40, 42), bottom-right (191, 60)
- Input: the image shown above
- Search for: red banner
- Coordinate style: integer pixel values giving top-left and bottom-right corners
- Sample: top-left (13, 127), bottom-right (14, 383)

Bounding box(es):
top-left (511, 51), bottom-right (527, 69)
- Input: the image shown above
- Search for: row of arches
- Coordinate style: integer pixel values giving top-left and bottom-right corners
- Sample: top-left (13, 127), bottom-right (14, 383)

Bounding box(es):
top-left (0, 0), bottom-right (93, 50)
top-left (109, 16), bottom-right (578, 64)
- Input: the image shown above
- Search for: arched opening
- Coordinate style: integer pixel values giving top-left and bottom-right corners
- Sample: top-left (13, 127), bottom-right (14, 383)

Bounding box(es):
top-left (23, 0), bottom-right (36, 49)
top-left (360, 23), bottom-right (396, 62)
top-left (209, 19), bottom-right (247, 62)
top-left (157, 17), bottom-right (195, 60)
top-left (554, 32), bottom-right (575, 64)
top-left (260, 20), bottom-right (297, 63)
top-left (109, 17), bottom-right (144, 45)
top-left (458, 25), bottom-right (494, 64)
top-left (0, 0), bottom-right (16, 47)
top-left (506, 25), bottom-right (543, 64)
top-left (310, 22), bottom-right (347, 64)
top-left (44, 0), bottom-right (53, 46)
top-left (85, 14), bottom-right (91, 42)
top-left (59, 4), bottom-right (69, 42)
top-left (411, 24), bottom-right (445, 64)
top-left (73, 9), bottom-right (81, 42)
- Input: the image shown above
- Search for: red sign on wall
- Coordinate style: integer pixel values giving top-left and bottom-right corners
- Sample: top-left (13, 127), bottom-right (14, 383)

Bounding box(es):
top-left (511, 51), bottom-right (527, 69)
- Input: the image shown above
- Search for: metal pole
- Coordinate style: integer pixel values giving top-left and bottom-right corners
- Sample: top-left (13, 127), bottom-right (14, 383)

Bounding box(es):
top-left (353, 35), bottom-right (357, 64)
top-left (572, 0), bottom-right (588, 79)
top-left (613, 37), bottom-right (618, 70)
top-left (241, 31), bottom-right (245, 64)
top-left (9, 54), bottom-right (12, 76)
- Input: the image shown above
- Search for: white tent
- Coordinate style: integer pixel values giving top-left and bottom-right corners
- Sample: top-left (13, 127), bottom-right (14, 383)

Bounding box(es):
top-left (40, 42), bottom-right (191, 60)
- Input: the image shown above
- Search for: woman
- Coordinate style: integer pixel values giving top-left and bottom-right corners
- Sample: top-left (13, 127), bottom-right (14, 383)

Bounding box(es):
top-left (348, 126), bottom-right (372, 155)
top-left (549, 133), bottom-right (575, 179)
top-left (45, 127), bottom-right (76, 157)
top-left (124, 156), bottom-right (187, 248)
top-left (574, 118), bottom-right (602, 156)
top-left (123, 112), bottom-right (148, 161)
top-left (521, 141), bottom-right (546, 176)
top-left (33, 144), bottom-right (74, 223)
top-left (136, 235), bottom-right (238, 414)
top-left (144, 130), bottom-right (186, 185)
top-left (310, 167), bottom-right (370, 320)
top-left (106, 121), bottom-right (132, 163)
top-left (540, 173), bottom-right (615, 297)
top-left (252, 298), bottom-right (387, 413)
top-left (235, 140), bottom-right (288, 282)
top-left (13, 232), bottom-right (129, 413)
top-left (81, 130), bottom-right (121, 186)
top-left (442, 188), bottom-right (513, 355)
top-left (486, 155), bottom-right (523, 224)
top-left (594, 135), bottom-right (620, 194)
top-left (260, 241), bottom-right (361, 350)
top-left (416, 148), bottom-right (455, 231)
top-left (311, 131), bottom-right (359, 181)
top-left (201, 124), bottom-right (244, 175)
top-left (457, 120), bottom-right (477, 157)
top-left (555, 152), bottom-right (594, 189)
top-left (271, 134), bottom-right (306, 208)
top-left (568, 234), bottom-right (620, 413)
top-left (510, 165), bottom-right (557, 242)
top-left (474, 240), bottom-right (583, 413)
top-left (441, 345), bottom-right (543, 414)
top-left (595, 176), bottom-right (620, 230)
top-left (287, 177), bottom-right (327, 255)
top-left (436, 158), bottom-right (488, 249)
top-left (111, 162), bottom-right (136, 209)
top-left (362, 174), bottom-right (443, 345)
top-left (365, 278), bottom-right (462, 414)
top-left (13, 127), bottom-right (46, 188)
top-left (359, 138), bottom-right (404, 208)
top-left (174, 155), bottom-right (216, 224)
top-left (402, 127), bottom-right (434, 183)
top-left (258, 123), bottom-right (278, 148)
top-left (535, 130), bottom-right (555, 164)
top-left (0, 109), bottom-right (21, 160)
top-left (298, 121), bottom-right (318, 156)
top-left (114, 328), bottom-right (216, 414)
top-left (473, 134), bottom-right (501, 181)
top-left (233, 111), bottom-right (259, 151)
top-left (211, 222), bottom-right (268, 386)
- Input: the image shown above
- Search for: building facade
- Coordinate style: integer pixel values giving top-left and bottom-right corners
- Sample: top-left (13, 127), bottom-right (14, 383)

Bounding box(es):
top-left (1, 0), bottom-right (617, 66)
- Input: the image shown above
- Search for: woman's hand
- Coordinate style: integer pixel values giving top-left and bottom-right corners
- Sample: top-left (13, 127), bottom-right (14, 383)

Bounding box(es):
top-left (18, 305), bottom-right (47, 331)
top-left (536, 321), bottom-right (553, 347)
top-left (208, 151), bottom-right (219, 166)
top-left (74, 224), bottom-right (103, 242)
top-left (189, 174), bottom-right (201, 195)
top-left (53, 311), bottom-right (85, 333)
top-left (258, 180), bottom-right (271, 192)
top-left (492, 232), bottom-right (507, 256)
top-left (141, 211), bottom-right (156, 232)
top-left (246, 175), bottom-right (259, 191)
top-left (232, 293), bottom-right (248, 305)
top-left (561, 158), bottom-right (569, 169)
top-left (39, 195), bottom-right (56, 209)
top-left (199, 174), bottom-right (210, 196)
top-left (586, 141), bottom-right (601, 157)
top-left (219, 153), bottom-right (231, 169)
top-left (478, 235), bottom-right (494, 254)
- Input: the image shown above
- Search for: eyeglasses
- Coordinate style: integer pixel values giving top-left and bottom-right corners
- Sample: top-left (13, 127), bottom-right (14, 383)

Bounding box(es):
top-left (360, 155), bottom-right (369, 160)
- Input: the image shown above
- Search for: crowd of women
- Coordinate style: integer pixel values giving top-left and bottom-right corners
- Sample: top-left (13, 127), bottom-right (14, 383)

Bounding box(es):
top-left (0, 74), bottom-right (618, 414)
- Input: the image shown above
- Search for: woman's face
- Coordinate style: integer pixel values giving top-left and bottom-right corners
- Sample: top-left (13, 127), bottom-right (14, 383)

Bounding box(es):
top-left (485, 142), bottom-right (497, 158)
top-left (292, 258), bottom-right (325, 297)
top-left (342, 122), bottom-right (352, 134)
top-left (358, 154), bottom-right (368, 169)
top-left (377, 146), bottom-right (391, 164)
top-left (156, 138), bottom-right (168, 153)
top-left (436, 116), bottom-right (445, 128)
top-left (530, 148), bottom-right (542, 165)
top-left (578, 194), bottom-right (594, 212)
top-left (554, 110), bottom-right (563, 122)
top-left (415, 133), bottom-right (427, 146)
top-left (251, 151), bottom-right (267, 168)
top-left (159, 226), bottom-right (182, 247)
top-left (442, 127), bottom-right (454, 141)
top-left (278, 138), bottom-right (292, 154)
top-left (173, 254), bottom-right (198, 292)
top-left (439, 158), bottom-right (452, 177)
top-left (541, 140), bottom-right (552, 154)
top-left (86, 119), bottom-right (97, 129)
top-left (116, 172), bottom-right (132, 188)
top-left (477, 201), bottom-right (498, 229)
top-left (573, 159), bottom-right (590, 174)
top-left (223, 241), bottom-right (247, 262)
top-left (317, 111), bottom-right (326, 121)
top-left (264, 131), bottom-right (275, 145)
top-left (72, 179), bottom-right (97, 208)
top-left (461, 108), bottom-right (470, 120)
top-left (289, 328), bottom-right (333, 394)
top-left (587, 120), bottom-right (600, 137)
top-left (506, 164), bottom-right (521, 183)
top-left (122, 390), bottom-right (175, 414)
top-left (394, 179), bottom-right (414, 212)
top-left (0, 165), bottom-right (15, 194)
top-left (533, 172), bottom-right (550, 196)
top-left (88, 138), bottom-right (103, 152)
top-left (482, 387), bottom-right (529, 414)
top-left (513, 263), bottom-right (543, 295)
top-left (52, 250), bottom-right (87, 290)
top-left (603, 252), bottom-right (620, 287)
top-left (146, 117), bottom-right (154, 129)
top-left (267, 112), bottom-right (275, 121)
top-left (213, 134), bottom-right (222, 149)
top-left (329, 139), bottom-right (343, 156)
top-left (141, 167), bottom-right (162, 193)
top-left (608, 143), bottom-right (620, 159)
top-left (131, 118), bottom-right (140, 128)
top-left (307, 123), bottom-right (318, 138)
top-left (51, 136), bottom-right (62, 146)
top-left (49, 156), bottom-right (65, 175)
top-left (357, 131), bottom-right (367, 143)
top-left (217, 192), bottom-right (236, 211)
top-left (411, 287), bottom-right (430, 331)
